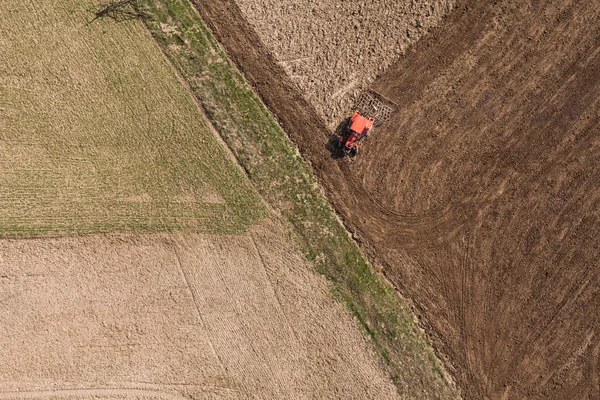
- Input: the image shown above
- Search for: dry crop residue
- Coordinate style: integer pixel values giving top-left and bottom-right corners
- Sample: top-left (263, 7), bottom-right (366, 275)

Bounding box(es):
top-left (235, 0), bottom-right (455, 129)
top-left (194, 0), bottom-right (600, 398)
top-left (0, 218), bottom-right (399, 399)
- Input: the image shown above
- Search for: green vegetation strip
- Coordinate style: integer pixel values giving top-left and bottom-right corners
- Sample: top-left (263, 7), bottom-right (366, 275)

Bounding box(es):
top-left (0, 0), bottom-right (265, 236)
top-left (142, 1), bottom-right (460, 398)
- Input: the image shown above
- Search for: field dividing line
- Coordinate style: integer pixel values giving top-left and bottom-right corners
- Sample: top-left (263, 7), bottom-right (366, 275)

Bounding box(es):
top-left (249, 234), bottom-right (302, 345)
top-left (137, 19), bottom-right (247, 174)
top-left (169, 236), bottom-right (232, 379)
top-left (0, 388), bottom-right (190, 400)
top-left (206, 237), bottom-right (285, 394)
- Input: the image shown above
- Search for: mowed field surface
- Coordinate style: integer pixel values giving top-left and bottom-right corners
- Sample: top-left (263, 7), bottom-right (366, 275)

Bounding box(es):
top-left (196, 0), bottom-right (600, 398)
top-left (0, 218), bottom-right (399, 399)
top-left (0, 0), bottom-right (264, 236)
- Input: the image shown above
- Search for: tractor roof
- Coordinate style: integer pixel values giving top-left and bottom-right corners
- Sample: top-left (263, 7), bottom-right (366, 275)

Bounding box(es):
top-left (350, 111), bottom-right (374, 135)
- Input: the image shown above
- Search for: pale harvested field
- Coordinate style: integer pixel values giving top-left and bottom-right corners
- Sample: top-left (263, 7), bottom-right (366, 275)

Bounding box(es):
top-left (235, 0), bottom-right (455, 128)
top-left (0, 217), bottom-right (399, 399)
top-left (0, 0), bottom-right (264, 236)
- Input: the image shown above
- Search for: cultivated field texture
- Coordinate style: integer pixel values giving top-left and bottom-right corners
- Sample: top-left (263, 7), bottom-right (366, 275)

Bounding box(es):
top-left (0, 218), bottom-right (399, 399)
top-left (0, 0), bottom-right (264, 236)
top-left (148, 1), bottom-right (460, 398)
top-left (235, 0), bottom-right (455, 128)
top-left (197, 0), bottom-right (600, 399)
top-left (0, 1), bottom-right (402, 398)
top-left (366, 1), bottom-right (600, 398)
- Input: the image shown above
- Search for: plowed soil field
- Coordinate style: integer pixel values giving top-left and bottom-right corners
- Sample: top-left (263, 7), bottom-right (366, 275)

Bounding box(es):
top-left (195, 0), bottom-right (600, 399)
top-left (0, 218), bottom-right (398, 399)
top-left (234, 0), bottom-right (455, 129)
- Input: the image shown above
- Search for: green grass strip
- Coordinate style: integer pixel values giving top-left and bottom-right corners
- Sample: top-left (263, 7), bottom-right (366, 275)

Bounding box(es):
top-left (141, 1), bottom-right (460, 398)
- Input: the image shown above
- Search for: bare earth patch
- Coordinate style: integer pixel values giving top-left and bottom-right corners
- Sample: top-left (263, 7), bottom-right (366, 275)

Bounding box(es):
top-left (234, 0), bottom-right (455, 128)
top-left (0, 217), bottom-right (398, 399)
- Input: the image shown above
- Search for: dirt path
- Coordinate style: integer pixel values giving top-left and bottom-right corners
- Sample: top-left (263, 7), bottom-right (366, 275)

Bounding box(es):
top-left (193, 0), bottom-right (600, 398)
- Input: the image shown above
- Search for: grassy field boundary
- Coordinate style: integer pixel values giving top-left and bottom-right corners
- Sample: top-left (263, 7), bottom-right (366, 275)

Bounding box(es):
top-left (139, 1), bottom-right (460, 398)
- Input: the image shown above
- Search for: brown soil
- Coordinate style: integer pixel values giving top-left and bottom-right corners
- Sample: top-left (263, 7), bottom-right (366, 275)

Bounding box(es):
top-left (0, 217), bottom-right (399, 399)
top-left (193, 0), bottom-right (600, 399)
top-left (234, 0), bottom-right (454, 129)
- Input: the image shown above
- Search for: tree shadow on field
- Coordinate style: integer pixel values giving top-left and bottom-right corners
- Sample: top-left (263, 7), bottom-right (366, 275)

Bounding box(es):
top-left (86, 0), bottom-right (147, 25)
top-left (326, 118), bottom-right (351, 159)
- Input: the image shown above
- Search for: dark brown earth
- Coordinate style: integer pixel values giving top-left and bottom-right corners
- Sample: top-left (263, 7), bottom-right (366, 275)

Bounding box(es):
top-left (193, 1), bottom-right (600, 399)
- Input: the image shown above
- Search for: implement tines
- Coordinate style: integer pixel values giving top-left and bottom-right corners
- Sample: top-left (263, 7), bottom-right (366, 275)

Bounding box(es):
top-left (354, 92), bottom-right (393, 123)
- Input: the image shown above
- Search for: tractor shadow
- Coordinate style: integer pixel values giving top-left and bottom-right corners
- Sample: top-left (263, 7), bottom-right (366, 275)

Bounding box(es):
top-left (326, 118), bottom-right (351, 159)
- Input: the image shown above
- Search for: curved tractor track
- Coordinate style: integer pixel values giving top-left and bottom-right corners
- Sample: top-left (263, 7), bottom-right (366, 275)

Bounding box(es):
top-left (193, 0), bottom-right (600, 398)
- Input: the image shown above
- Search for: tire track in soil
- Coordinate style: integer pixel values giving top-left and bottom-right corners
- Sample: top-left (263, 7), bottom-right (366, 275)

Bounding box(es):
top-left (170, 236), bottom-right (278, 398)
top-left (170, 233), bottom-right (306, 399)
top-left (169, 236), bottom-right (237, 396)
top-left (192, 0), bottom-right (600, 398)
top-left (248, 235), bottom-right (303, 346)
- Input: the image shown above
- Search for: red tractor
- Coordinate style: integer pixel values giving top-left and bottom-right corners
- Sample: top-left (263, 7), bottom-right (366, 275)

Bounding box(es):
top-left (338, 111), bottom-right (374, 157)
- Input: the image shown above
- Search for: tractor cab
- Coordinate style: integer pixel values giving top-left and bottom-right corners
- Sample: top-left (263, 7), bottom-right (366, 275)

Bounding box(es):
top-left (338, 111), bottom-right (374, 156)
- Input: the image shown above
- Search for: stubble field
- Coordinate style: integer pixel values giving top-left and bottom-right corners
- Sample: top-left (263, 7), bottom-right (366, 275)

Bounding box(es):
top-left (0, 0), bottom-right (264, 236)
top-left (0, 218), bottom-right (398, 399)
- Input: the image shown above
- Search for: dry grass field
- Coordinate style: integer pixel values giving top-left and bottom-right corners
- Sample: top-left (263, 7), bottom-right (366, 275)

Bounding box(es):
top-left (0, 218), bottom-right (399, 399)
top-left (0, 0), bottom-right (265, 236)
